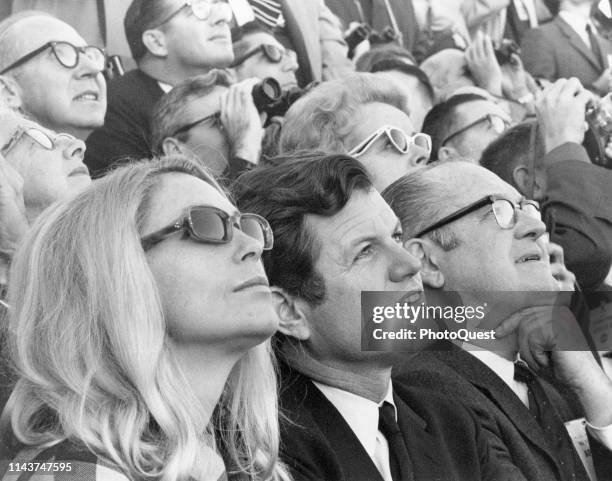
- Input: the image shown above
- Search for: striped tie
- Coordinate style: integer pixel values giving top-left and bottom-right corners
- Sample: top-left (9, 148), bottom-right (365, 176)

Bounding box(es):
top-left (248, 0), bottom-right (285, 28)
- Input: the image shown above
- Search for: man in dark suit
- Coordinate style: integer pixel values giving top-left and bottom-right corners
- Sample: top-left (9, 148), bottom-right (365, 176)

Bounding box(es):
top-left (382, 161), bottom-right (612, 481)
top-left (85, 0), bottom-right (235, 177)
top-left (521, 0), bottom-right (612, 94)
top-left (233, 153), bottom-right (526, 481)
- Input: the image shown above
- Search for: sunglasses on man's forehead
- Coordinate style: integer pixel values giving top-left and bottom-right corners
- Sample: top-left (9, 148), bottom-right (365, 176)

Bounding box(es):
top-left (140, 205), bottom-right (274, 251)
top-left (231, 44), bottom-right (293, 67)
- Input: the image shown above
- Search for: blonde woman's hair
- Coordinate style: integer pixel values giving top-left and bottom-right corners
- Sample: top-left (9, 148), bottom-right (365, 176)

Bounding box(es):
top-left (3, 155), bottom-right (287, 481)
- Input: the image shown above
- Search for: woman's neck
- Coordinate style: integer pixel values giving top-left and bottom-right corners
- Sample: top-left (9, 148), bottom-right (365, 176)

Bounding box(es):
top-left (169, 341), bottom-right (240, 425)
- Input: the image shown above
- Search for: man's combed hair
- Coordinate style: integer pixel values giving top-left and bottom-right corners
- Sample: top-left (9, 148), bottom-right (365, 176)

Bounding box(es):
top-left (232, 152), bottom-right (373, 304)
top-left (480, 120), bottom-right (543, 189)
top-left (150, 70), bottom-right (232, 153)
top-left (124, 0), bottom-right (171, 61)
top-left (421, 93), bottom-right (488, 161)
top-left (382, 168), bottom-right (460, 251)
top-left (278, 73), bottom-right (408, 155)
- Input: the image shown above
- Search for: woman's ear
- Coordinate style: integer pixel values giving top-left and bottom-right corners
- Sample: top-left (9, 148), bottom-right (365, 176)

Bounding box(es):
top-left (270, 287), bottom-right (311, 341)
top-left (162, 137), bottom-right (185, 155)
top-left (404, 238), bottom-right (445, 288)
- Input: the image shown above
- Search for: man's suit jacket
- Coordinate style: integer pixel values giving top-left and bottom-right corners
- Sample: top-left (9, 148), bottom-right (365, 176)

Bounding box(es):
top-left (279, 364), bottom-right (526, 481)
top-left (281, 0), bottom-right (353, 85)
top-left (394, 343), bottom-right (612, 481)
top-left (521, 15), bottom-right (612, 91)
top-left (84, 69), bottom-right (164, 178)
top-left (542, 144), bottom-right (612, 290)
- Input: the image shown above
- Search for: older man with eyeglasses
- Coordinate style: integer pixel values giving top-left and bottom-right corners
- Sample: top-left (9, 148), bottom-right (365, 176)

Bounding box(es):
top-left (383, 161), bottom-right (612, 481)
top-left (0, 11), bottom-right (107, 142)
top-left (84, 0), bottom-right (235, 178)
top-left (278, 73), bottom-right (432, 192)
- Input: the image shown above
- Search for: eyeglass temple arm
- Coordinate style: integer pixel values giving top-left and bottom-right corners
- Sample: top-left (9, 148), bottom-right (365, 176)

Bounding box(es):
top-left (0, 43), bottom-right (50, 75)
top-left (415, 197), bottom-right (491, 238)
top-left (140, 222), bottom-right (183, 251)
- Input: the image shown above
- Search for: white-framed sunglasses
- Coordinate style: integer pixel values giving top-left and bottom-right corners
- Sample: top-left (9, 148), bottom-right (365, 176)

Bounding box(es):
top-left (347, 125), bottom-right (432, 158)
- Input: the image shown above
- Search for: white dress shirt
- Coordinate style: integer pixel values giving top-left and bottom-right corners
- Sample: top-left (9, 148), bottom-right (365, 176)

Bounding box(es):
top-left (313, 380), bottom-right (397, 481)
top-left (464, 344), bottom-right (612, 448)
top-left (558, 10), bottom-right (598, 51)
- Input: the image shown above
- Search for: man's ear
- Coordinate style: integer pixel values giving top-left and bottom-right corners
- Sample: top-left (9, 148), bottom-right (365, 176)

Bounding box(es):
top-left (270, 286), bottom-right (311, 341)
top-left (0, 75), bottom-right (23, 111)
top-left (512, 164), bottom-right (543, 198)
top-left (404, 238), bottom-right (445, 288)
top-left (437, 145), bottom-right (457, 163)
top-left (142, 29), bottom-right (169, 58)
top-left (162, 137), bottom-right (186, 156)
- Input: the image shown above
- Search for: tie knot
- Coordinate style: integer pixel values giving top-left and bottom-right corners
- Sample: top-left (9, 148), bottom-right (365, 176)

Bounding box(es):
top-left (514, 361), bottom-right (536, 384)
top-left (379, 401), bottom-right (400, 437)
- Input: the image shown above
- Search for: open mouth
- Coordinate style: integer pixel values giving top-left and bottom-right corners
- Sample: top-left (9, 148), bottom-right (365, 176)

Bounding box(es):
top-left (74, 92), bottom-right (99, 101)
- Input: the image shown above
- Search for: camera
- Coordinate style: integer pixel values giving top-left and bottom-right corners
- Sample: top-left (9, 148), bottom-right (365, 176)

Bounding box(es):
top-left (493, 39), bottom-right (521, 65)
top-left (584, 94), bottom-right (612, 168)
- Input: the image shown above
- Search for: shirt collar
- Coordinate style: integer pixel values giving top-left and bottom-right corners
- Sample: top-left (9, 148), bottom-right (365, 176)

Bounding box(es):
top-left (313, 379), bottom-right (396, 457)
top-left (157, 81), bottom-right (173, 93)
top-left (462, 342), bottom-right (517, 387)
top-left (558, 10), bottom-right (596, 35)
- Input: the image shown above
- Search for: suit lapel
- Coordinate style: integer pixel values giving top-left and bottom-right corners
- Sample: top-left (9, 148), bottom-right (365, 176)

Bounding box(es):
top-left (554, 16), bottom-right (602, 70)
top-left (438, 346), bottom-right (564, 472)
top-left (393, 393), bottom-right (446, 481)
top-left (305, 380), bottom-right (385, 481)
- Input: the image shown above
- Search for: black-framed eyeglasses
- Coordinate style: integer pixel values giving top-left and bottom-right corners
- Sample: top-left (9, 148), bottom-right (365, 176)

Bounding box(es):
top-left (231, 44), bottom-right (293, 67)
top-left (153, 0), bottom-right (231, 28)
top-left (171, 112), bottom-right (222, 137)
top-left (441, 114), bottom-right (511, 147)
top-left (415, 195), bottom-right (541, 238)
top-left (141, 205), bottom-right (274, 251)
top-left (1, 126), bottom-right (75, 156)
top-left (0, 41), bottom-right (106, 75)
top-left (348, 125), bottom-right (432, 158)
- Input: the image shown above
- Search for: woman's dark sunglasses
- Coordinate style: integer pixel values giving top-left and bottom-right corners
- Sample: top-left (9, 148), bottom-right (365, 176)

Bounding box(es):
top-left (141, 205), bottom-right (274, 251)
top-left (0, 41), bottom-right (106, 75)
top-left (231, 44), bottom-right (287, 67)
top-left (415, 195), bottom-right (540, 238)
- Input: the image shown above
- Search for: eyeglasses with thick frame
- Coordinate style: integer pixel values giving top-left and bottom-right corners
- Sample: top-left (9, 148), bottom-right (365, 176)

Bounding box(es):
top-left (415, 195), bottom-right (541, 238)
top-left (440, 114), bottom-right (511, 147)
top-left (171, 112), bottom-right (222, 138)
top-left (1, 127), bottom-right (75, 156)
top-left (348, 125), bottom-right (432, 158)
top-left (0, 41), bottom-right (106, 75)
top-left (231, 44), bottom-right (295, 67)
top-left (140, 205), bottom-right (274, 252)
top-left (152, 0), bottom-right (231, 28)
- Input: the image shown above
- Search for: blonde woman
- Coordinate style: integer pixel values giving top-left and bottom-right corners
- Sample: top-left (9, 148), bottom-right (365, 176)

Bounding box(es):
top-left (0, 155), bottom-right (288, 481)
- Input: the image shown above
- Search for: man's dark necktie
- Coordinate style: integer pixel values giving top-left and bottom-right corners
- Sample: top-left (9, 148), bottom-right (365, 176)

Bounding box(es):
top-left (378, 401), bottom-right (414, 481)
top-left (586, 24), bottom-right (604, 68)
top-left (513, 361), bottom-right (583, 480)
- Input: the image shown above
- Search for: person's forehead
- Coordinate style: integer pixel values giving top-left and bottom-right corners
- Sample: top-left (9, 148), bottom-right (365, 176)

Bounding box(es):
top-left (306, 189), bottom-right (398, 246)
top-left (455, 99), bottom-right (509, 124)
top-left (144, 173), bottom-right (234, 233)
top-left (348, 102), bottom-right (415, 141)
top-left (242, 31), bottom-right (282, 51)
top-left (183, 86), bottom-right (227, 120)
top-left (433, 164), bottom-right (520, 211)
top-left (11, 16), bottom-right (86, 53)
top-left (0, 114), bottom-right (52, 146)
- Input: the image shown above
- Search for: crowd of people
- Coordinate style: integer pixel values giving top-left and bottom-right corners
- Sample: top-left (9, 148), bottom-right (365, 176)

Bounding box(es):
top-left (0, 0), bottom-right (612, 480)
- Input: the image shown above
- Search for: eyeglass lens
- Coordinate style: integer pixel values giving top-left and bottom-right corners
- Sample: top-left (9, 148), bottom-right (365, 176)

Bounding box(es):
top-left (53, 42), bottom-right (105, 69)
top-left (25, 128), bottom-right (54, 150)
top-left (190, 208), bottom-right (271, 248)
top-left (262, 45), bottom-right (284, 62)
